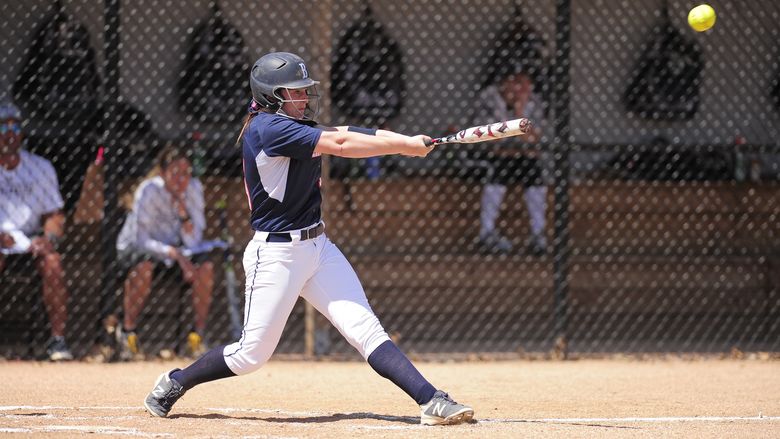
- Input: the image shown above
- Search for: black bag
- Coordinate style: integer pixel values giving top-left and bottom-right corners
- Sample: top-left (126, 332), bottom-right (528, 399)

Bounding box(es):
top-left (331, 5), bottom-right (404, 125)
top-left (177, 3), bottom-right (249, 122)
top-left (623, 10), bottom-right (703, 121)
top-left (103, 101), bottom-right (160, 176)
top-left (13, 4), bottom-right (101, 132)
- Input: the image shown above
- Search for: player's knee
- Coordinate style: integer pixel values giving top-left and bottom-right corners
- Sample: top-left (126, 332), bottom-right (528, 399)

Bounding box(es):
top-left (199, 261), bottom-right (214, 277)
top-left (39, 253), bottom-right (64, 276)
top-left (225, 340), bottom-right (273, 374)
top-left (44, 252), bottom-right (62, 265)
top-left (242, 339), bottom-right (274, 362)
top-left (341, 314), bottom-right (389, 359)
top-left (132, 260), bottom-right (154, 279)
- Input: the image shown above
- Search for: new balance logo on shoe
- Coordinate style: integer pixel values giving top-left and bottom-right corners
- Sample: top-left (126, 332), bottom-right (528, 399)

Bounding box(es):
top-left (431, 402), bottom-right (446, 418)
top-left (151, 385), bottom-right (168, 399)
top-left (420, 390), bottom-right (474, 426)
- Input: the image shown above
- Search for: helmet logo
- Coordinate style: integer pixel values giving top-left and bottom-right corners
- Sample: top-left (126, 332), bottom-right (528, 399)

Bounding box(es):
top-left (299, 63), bottom-right (308, 79)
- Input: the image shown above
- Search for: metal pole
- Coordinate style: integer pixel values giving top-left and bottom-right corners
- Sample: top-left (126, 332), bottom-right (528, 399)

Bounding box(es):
top-left (552, 0), bottom-right (572, 358)
top-left (99, 0), bottom-right (121, 328)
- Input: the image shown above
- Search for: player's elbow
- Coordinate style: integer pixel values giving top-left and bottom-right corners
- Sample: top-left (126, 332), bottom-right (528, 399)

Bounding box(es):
top-left (316, 131), bottom-right (372, 157)
top-left (314, 131), bottom-right (349, 156)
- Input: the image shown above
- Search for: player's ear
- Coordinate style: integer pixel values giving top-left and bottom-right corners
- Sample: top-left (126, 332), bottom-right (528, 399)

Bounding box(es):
top-left (265, 94), bottom-right (281, 111)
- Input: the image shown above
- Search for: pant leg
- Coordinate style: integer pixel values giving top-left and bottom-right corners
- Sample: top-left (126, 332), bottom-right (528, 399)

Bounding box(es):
top-left (223, 237), bottom-right (316, 374)
top-left (480, 183), bottom-right (507, 238)
top-left (524, 185), bottom-right (548, 246)
top-left (300, 235), bottom-right (390, 359)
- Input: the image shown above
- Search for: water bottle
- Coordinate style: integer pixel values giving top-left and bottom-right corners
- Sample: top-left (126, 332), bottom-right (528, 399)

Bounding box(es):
top-left (365, 156), bottom-right (381, 180)
top-left (749, 159), bottom-right (761, 182)
top-left (734, 135), bottom-right (746, 182)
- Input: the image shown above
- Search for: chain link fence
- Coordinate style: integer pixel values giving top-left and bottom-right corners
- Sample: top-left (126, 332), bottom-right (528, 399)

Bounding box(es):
top-left (1, 0), bottom-right (778, 361)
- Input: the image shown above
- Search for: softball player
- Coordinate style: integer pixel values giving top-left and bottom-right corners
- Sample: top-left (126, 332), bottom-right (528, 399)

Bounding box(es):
top-left (144, 52), bottom-right (474, 426)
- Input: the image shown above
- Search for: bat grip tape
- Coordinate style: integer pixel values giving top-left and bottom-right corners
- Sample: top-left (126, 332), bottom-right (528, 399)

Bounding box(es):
top-left (347, 126), bottom-right (377, 136)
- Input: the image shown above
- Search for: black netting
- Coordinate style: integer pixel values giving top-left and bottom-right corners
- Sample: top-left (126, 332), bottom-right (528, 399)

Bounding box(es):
top-left (1, 0), bottom-right (778, 362)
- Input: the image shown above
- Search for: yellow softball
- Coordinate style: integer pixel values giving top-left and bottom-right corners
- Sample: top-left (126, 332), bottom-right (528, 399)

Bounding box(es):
top-left (688, 4), bottom-right (716, 32)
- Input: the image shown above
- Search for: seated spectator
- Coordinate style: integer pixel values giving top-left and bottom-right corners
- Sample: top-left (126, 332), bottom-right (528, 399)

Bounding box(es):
top-left (0, 102), bottom-right (73, 361)
top-left (471, 68), bottom-right (548, 255)
top-left (115, 142), bottom-right (215, 359)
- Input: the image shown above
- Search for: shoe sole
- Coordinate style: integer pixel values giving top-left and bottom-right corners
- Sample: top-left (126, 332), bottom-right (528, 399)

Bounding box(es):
top-left (421, 408), bottom-right (475, 426)
top-left (143, 399), bottom-right (167, 418)
top-left (143, 373), bottom-right (170, 418)
top-left (49, 353), bottom-right (74, 361)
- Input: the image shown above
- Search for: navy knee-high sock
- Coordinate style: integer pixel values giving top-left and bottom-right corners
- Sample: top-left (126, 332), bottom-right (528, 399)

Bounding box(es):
top-left (367, 340), bottom-right (437, 405)
top-left (170, 345), bottom-right (236, 391)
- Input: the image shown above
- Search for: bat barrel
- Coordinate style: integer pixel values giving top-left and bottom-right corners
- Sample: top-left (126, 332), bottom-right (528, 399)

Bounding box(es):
top-left (426, 118), bottom-right (531, 145)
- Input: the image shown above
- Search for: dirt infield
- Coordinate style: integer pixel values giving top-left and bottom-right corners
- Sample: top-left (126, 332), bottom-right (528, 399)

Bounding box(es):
top-left (1, 357), bottom-right (778, 438)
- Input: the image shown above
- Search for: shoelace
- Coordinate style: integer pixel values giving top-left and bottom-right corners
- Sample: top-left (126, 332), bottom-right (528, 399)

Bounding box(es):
top-left (436, 392), bottom-right (455, 404)
top-left (160, 383), bottom-right (185, 409)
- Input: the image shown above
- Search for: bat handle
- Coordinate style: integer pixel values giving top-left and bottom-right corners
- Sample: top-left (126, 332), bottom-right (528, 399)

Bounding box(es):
top-left (424, 138), bottom-right (438, 147)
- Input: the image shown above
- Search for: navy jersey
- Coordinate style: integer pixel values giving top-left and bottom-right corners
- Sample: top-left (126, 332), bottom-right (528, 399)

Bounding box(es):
top-left (242, 113), bottom-right (323, 232)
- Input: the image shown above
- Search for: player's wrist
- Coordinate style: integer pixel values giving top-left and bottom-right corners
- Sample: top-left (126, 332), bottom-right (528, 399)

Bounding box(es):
top-left (44, 232), bottom-right (62, 252)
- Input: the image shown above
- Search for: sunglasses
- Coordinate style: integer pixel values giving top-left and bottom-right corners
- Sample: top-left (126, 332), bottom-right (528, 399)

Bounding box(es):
top-left (0, 122), bottom-right (21, 135)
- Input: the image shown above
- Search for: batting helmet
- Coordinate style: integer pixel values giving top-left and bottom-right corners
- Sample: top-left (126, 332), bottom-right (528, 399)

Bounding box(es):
top-left (249, 52), bottom-right (320, 119)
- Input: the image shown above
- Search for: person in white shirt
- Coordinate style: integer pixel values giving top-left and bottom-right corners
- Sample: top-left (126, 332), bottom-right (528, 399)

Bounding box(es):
top-left (471, 68), bottom-right (548, 255)
top-left (115, 142), bottom-right (214, 358)
top-left (0, 102), bottom-right (73, 361)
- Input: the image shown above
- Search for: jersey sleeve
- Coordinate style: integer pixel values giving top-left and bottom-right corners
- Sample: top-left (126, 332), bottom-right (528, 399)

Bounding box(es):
top-left (37, 157), bottom-right (65, 215)
top-left (134, 183), bottom-right (174, 258)
top-left (262, 117), bottom-right (322, 160)
top-left (180, 178), bottom-right (206, 248)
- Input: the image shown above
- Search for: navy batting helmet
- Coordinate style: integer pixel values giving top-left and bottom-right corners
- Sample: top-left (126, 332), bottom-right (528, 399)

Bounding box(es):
top-left (249, 52), bottom-right (320, 119)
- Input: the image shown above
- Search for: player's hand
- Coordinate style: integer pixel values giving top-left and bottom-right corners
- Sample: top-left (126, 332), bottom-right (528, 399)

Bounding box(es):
top-left (0, 232), bottom-right (15, 249)
top-left (177, 257), bottom-right (196, 283)
top-left (30, 236), bottom-right (55, 256)
top-left (168, 247), bottom-right (195, 282)
top-left (181, 219), bottom-right (194, 235)
top-left (401, 135), bottom-right (434, 157)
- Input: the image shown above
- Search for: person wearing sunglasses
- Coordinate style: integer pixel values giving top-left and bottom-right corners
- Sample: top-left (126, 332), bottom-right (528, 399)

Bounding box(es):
top-left (0, 101), bottom-right (73, 361)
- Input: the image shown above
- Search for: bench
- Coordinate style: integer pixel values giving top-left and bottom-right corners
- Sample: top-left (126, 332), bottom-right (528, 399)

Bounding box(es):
top-left (22, 175), bottom-right (772, 355)
top-left (316, 177), bottom-right (780, 351)
top-left (324, 178), bottom-right (780, 255)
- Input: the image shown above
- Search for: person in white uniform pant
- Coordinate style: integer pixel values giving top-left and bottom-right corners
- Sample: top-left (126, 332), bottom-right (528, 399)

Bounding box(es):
top-left (142, 52), bottom-right (474, 426)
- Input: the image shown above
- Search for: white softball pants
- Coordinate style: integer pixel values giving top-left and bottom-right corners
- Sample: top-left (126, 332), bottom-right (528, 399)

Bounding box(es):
top-left (223, 231), bottom-right (390, 375)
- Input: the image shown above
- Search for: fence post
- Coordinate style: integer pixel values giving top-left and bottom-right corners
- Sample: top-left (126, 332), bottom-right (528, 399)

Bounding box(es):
top-left (551, 0), bottom-right (572, 358)
top-left (99, 0), bottom-right (122, 333)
